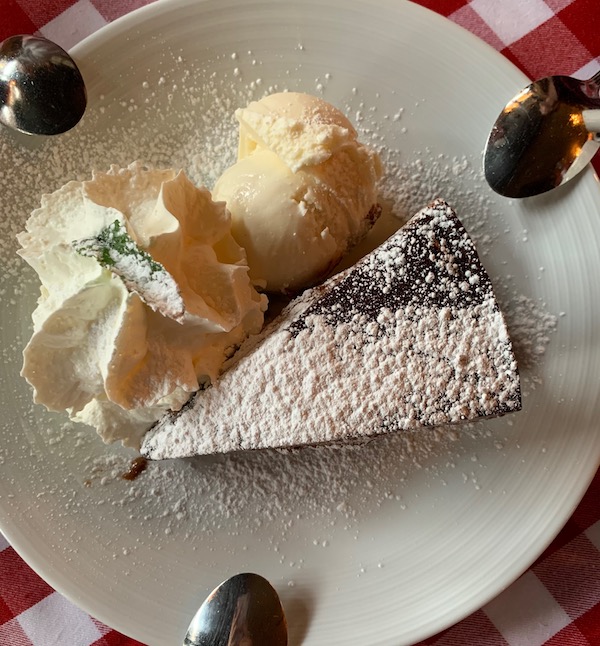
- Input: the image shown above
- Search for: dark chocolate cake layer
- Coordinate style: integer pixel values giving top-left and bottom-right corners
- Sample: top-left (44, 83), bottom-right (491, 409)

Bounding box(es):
top-left (142, 200), bottom-right (521, 459)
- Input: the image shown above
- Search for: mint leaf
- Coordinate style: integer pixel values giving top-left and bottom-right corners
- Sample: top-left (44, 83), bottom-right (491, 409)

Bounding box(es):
top-left (74, 220), bottom-right (185, 321)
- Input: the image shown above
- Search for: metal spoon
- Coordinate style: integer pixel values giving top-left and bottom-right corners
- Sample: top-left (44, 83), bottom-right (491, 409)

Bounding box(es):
top-left (484, 71), bottom-right (600, 198)
top-left (0, 35), bottom-right (87, 136)
top-left (184, 573), bottom-right (288, 646)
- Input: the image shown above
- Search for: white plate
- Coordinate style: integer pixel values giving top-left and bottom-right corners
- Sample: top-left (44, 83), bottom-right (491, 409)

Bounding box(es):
top-left (1, 1), bottom-right (599, 644)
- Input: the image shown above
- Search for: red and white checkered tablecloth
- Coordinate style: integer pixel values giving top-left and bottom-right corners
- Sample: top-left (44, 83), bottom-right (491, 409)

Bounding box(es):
top-left (1, 1), bottom-right (599, 645)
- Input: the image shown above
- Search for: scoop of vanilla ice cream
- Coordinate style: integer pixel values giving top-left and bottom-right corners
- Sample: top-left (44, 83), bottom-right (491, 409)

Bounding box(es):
top-left (18, 162), bottom-right (267, 448)
top-left (236, 91), bottom-right (359, 172)
top-left (213, 92), bottom-right (383, 292)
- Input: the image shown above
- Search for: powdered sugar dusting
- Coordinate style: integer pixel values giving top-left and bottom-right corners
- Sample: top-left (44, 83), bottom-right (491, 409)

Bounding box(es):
top-left (0, 44), bottom-right (559, 547)
top-left (142, 201), bottom-right (521, 459)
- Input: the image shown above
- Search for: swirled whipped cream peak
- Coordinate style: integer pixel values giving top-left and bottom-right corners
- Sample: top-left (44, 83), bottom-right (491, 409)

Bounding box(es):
top-left (214, 92), bottom-right (383, 293)
top-left (17, 162), bottom-right (267, 448)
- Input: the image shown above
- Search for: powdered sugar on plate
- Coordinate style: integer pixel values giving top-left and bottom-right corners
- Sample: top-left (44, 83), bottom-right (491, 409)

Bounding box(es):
top-left (0, 44), bottom-right (558, 548)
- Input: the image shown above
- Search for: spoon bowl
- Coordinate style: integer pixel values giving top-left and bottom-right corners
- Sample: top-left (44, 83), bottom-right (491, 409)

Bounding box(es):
top-left (0, 35), bottom-right (87, 136)
top-left (484, 71), bottom-right (600, 198)
top-left (184, 572), bottom-right (288, 646)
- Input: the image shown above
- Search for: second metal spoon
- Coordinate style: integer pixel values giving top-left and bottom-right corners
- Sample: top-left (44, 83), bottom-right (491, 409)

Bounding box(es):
top-left (484, 71), bottom-right (600, 198)
top-left (0, 35), bottom-right (87, 136)
top-left (184, 573), bottom-right (288, 646)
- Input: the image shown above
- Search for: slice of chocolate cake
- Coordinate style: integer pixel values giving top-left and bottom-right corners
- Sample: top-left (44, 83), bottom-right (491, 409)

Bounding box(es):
top-left (141, 199), bottom-right (521, 459)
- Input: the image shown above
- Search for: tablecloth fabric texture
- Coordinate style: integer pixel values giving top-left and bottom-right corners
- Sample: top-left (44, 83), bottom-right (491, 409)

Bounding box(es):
top-left (1, 1), bottom-right (599, 645)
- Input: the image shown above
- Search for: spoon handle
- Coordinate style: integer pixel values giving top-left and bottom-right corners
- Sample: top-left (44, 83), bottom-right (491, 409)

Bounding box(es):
top-left (588, 70), bottom-right (600, 98)
top-left (582, 109), bottom-right (600, 133)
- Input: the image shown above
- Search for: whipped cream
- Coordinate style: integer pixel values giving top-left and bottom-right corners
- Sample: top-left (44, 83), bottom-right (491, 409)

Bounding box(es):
top-left (18, 162), bottom-right (267, 448)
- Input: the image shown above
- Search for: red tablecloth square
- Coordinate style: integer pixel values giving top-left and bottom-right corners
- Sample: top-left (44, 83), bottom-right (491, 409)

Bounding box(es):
top-left (0, 547), bottom-right (53, 617)
top-left (545, 0), bottom-right (578, 11)
top-left (450, 5), bottom-right (506, 51)
top-left (572, 601), bottom-right (600, 644)
top-left (535, 469), bottom-right (600, 562)
top-left (17, 0), bottom-right (81, 27)
top-left (571, 472), bottom-right (600, 530)
top-left (504, 14), bottom-right (594, 78)
top-left (558, 0), bottom-right (600, 56)
top-left (534, 534), bottom-right (600, 620)
top-left (410, 0), bottom-right (470, 17)
top-left (0, 595), bottom-right (14, 626)
top-left (546, 608), bottom-right (600, 645)
top-left (0, 617), bottom-right (33, 646)
top-left (91, 0), bottom-right (156, 23)
top-left (415, 608), bottom-right (509, 645)
top-left (90, 631), bottom-right (146, 646)
top-left (3, 0), bottom-right (37, 36)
